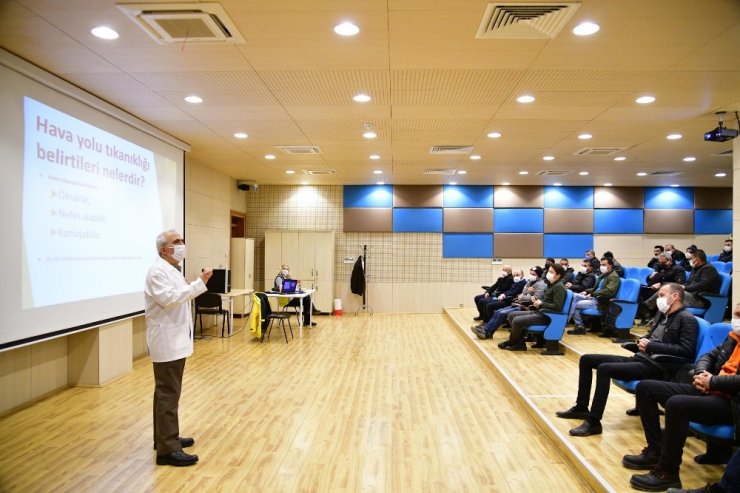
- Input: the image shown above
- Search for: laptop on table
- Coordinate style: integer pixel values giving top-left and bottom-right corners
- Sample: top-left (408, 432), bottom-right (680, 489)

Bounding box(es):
top-left (280, 279), bottom-right (298, 294)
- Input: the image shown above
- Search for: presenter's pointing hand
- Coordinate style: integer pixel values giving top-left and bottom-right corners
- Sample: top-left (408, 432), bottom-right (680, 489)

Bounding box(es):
top-left (200, 268), bottom-right (213, 284)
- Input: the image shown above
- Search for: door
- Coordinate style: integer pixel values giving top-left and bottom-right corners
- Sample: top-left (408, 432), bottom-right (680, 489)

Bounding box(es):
top-left (312, 232), bottom-right (335, 312)
top-left (297, 232), bottom-right (316, 281)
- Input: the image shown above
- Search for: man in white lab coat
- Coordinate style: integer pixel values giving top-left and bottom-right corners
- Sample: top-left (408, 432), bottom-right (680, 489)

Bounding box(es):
top-left (145, 230), bottom-right (212, 467)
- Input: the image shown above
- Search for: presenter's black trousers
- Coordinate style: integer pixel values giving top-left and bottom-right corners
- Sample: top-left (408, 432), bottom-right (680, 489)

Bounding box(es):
top-left (153, 357), bottom-right (186, 455)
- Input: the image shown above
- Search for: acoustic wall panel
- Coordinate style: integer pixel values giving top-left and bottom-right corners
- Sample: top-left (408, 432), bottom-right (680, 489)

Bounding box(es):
top-left (343, 208), bottom-right (392, 232)
top-left (644, 187), bottom-right (694, 209)
top-left (594, 187), bottom-right (644, 209)
top-left (544, 234), bottom-right (594, 258)
top-left (494, 208), bottom-right (543, 233)
top-left (443, 185), bottom-right (493, 208)
top-left (493, 186), bottom-right (543, 208)
top-left (392, 208), bottom-right (443, 232)
top-left (544, 209), bottom-right (593, 233)
top-left (494, 234), bottom-right (543, 258)
top-left (593, 209), bottom-right (644, 234)
top-left (393, 185), bottom-right (443, 208)
top-left (443, 208), bottom-right (494, 232)
top-left (443, 233), bottom-right (493, 258)
top-left (694, 188), bottom-right (732, 209)
top-left (543, 186), bottom-right (594, 209)
top-left (694, 210), bottom-right (732, 235)
top-left (344, 185), bottom-right (393, 208)
top-left (644, 209), bottom-right (694, 234)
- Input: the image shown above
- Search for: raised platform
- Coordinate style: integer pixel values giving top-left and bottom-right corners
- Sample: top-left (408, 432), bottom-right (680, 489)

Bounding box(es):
top-left (444, 307), bottom-right (725, 493)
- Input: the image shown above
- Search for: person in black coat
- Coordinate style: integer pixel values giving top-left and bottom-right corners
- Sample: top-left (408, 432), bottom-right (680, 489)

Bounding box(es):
top-left (565, 260), bottom-right (596, 293)
top-left (719, 239), bottom-right (733, 263)
top-left (481, 270), bottom-right (527, 322)
top-left (474, 266), bottom-right (514, 321)
top-left (664, 244), bottom-right (686, 268)
top-left (638, 253), bottom-right (686, 323)
top-left (647, 245), bottom-right (664, 271)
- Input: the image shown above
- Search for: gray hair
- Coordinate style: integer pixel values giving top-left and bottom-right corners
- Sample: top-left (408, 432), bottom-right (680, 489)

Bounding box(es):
top-left (156, 230), bottom-right (178, 253)
top-left (658, 251), bottom-right (672, 261)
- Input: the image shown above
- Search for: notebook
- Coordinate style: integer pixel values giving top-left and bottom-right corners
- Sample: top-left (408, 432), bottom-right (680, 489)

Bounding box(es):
top-left (281, 278), bottom-right (298, 294)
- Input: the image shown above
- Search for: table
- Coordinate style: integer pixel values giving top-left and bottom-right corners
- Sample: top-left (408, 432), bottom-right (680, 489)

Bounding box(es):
top-left (263, 289), bottom-right (314, 337)
top-left (220, 289), bottom-right (253, 336)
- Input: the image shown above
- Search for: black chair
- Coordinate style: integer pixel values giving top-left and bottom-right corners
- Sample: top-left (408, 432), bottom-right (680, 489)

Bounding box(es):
top-left (194, 292), bottom-right (230, 337)
top-left (256, 292), bottom-right (293, 343)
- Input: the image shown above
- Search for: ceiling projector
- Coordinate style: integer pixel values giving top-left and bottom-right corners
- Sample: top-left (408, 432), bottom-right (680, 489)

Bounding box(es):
top-left (704, 111), bottom-right (739, 142)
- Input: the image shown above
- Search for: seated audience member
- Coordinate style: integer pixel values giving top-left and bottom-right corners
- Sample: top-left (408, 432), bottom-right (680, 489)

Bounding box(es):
top-left (642, 249), bottom-right (720, 320)
top-left (683, 245), bottom-right (698, 273)
top-left (665, 446), bottom-right (740, 493)
top-left (560, 258), bottom-right (575, 284)
top-left (497, 264), bottom-right (567, 351)
top-left (542, 258), bottom-right (555, 277)
top-left (719, 238), bottom-right (733, 263)
top-left (473, 266), bottom-right (514, 321)
top-left (557, 283), bottom-right (698, 438)
top-left (481, 269), bottom-right (526, 322)
top-left (585, 249), bottom-right (600, 272)
top-left (648, 245), bottom-right (665, 271)
top-left (568, 257), bottom-right (621, 335)
top-left (603, 251), bottom-right (625, 278)
top-left (472, 267), bottom-right (544, 339)
top-left (565, 260), bottom-right (596, 293)
top-left (622, 302), bottom-right (740, 492)
top-left (665, 244), bottom-right (686, 268)
top-left (273, 264), bottom-right (315, 326)
top-left (638, 253), bottom-right (686, 324)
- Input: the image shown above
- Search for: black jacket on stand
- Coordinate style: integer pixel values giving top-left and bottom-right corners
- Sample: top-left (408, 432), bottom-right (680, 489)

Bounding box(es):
top-left (351, 255), bottom-right (365, 295)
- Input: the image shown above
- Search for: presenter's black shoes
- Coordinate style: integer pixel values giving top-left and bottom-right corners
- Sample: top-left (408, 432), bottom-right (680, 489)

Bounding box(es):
top-left (556, 405), bottom-right (590, 420)
top-left (154, 436), bottom-right (195, 450)
top-left (156, 450), bottom-right (199, 467)
top-left (569, 420), bottom-right (602, 437)
top-left (623, 447), bottom-right (660, 470)
top-left (630, 466), bottom-right (681, 492)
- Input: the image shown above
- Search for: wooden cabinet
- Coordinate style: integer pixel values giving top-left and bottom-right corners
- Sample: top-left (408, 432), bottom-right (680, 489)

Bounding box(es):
top-left (230, 238), bottom-right (254, 314)
top-left (264, 230), bottom-right (335, 312)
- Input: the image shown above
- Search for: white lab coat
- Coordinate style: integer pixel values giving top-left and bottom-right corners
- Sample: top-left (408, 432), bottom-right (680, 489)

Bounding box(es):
top-left (144, 257), bottom-right (207, 363)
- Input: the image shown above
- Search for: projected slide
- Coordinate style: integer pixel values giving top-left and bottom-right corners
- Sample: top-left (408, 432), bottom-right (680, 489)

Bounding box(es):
top-left (22, 97), bottom-right (164, 308)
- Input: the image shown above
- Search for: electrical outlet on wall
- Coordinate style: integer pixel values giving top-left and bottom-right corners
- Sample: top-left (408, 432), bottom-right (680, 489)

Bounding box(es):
top-left (491, 258), bottom-right (503, 264)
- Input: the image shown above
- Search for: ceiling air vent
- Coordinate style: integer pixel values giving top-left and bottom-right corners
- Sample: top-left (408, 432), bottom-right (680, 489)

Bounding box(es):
top-left (117, 3), bottom-right (245, 44)
top-left (537, 170), bottom-right (571, 176)
top-left (423, 169), bottom-right (457, 176)
top-left (713, 148), bottom-right (733, 157)
top-left (476, 3), bottom-right (580, 39)
top-left (648, 171), bottom-right (682, 177)
top-left (302, 169), bottom-right (336, 176)
top-left (574, 147), bottom-right (628, 156)
top-left (429, 146), bottom-right (474, 155)
top-left (276, 145), bottom-right (322, 155)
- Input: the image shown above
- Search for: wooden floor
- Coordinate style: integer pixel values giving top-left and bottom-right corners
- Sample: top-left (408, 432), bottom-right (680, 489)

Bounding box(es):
top-left (0, 314), bottom-right (592, 493)
top-left (445, 308), bottom-right (727, 493)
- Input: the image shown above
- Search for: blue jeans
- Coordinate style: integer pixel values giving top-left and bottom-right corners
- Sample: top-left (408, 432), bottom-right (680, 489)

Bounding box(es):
top-left (572, 297), bottom-right (598, 326)
top-left (484, 305), bottom-right (524, 334)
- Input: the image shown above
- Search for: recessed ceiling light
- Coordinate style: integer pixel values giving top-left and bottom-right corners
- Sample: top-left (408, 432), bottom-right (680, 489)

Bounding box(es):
top-left (369, 154), bottom-right (380, 160)
top-left (715, 172), bottom-right (727, 177)
top-left (604, 183), bottom-right (613, 187)
top-left (233, 132), bottom-right (248, 139)
top-left (184, 95), bottom-right (203, 104)
top-left (553, 182), bottom-right (562, 186)
top-left (682, 156), bottom-right (696, 162)
top-left (542, 155), bottom-right (555, 161)
top-left (502, 182), bottom-right (511, 186)
top-left (579, 171), bottom-right (590, 176)
top-left (670, 184), bottom-right (680, 188)
top-left (666, 133), bottom-right (682, 140)
top-left (457, 170), bottom-right (467, 175)
top-left (578, 133), bottom-right (593, 140)
top-left (91, 26), bottom-right (119, 40)
top-left (353, 93), bottom-right (371, 103)
top-left (470, 154), bottom-right (481, 160)
top-left (449, 181), bottom-right (458, 185)
top-left (362, 130), bottom-right (377, 139)
top-left (518, 171), bottom-right (529, 175)
top-left (572, 21), bottom-right (600, 36)
top-left (636, 95), bottom-right (656, 104)
top-left (376, 181), bottom-right (385, 185)
top-left (636, 172), bottom-right (648, 176)
top-left (265, 154), bottom-right (276, 160)
top-left (285, 170), bottom-right (295, 174)
top-left (516, 94), bottom-right (535, 104)
top-left (487, 131), bottom-right (502, 139)
top-left (334, 22), bottom-right (360, 36)
top-left (614, 156), bottom-right (626, 161)
top-left (373, 170), bottom-right (383, 175)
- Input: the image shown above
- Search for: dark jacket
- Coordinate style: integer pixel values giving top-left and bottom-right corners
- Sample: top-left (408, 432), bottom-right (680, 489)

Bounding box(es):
top-left (487, 274), bottom-right (514, 296)
top-left (695, 334), bottom-right (740, 439)
top-left (670, 250), bottom-right (687, 267)
top-left (561, 267), bottom-right (575, 285)
top-left (684, 262), bottom-right (721, 295)
top-left (634, 307), bottom-right (699, 378)
top-left (719, 250), bottom-right (733, 263)
top-left (350, 256), bottom-right (365, 295)
top-left (647, 257), bottom-right (661, 271)
top-left (612, 259), bottom-right (626, 278)
top-left (503, 279), bottom-right (527, 299)
top-left (539, 279), bottom-right (566, 312)
top-left (587, 270), bottom-right (620, 299)
top-left (648, 264), bottom-right (686, 286)
top-left (569, 271), bottom-right (596, 293)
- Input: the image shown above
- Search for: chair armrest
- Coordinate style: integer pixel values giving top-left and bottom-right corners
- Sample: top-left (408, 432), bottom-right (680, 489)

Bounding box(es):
top-left (539, 309), bottom-right (559, 315)
top-left (650, 354), bottom-right (692, 365)
top-left (611, 298), bottom-right (637, 305)
top-left (622, 342), bottom-right (639, 353)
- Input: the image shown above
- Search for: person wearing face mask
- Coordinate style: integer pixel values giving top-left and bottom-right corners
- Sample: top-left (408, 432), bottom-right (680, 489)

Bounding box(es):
top-left (145, 230), bottom-right (213, 467)
top-left (568, 257), bottom-right (621, 335)
top-left (638, 253), bottom-right (687, 325)
top-left (559, 258), bottom-right (575, 284)
top-left (684, 245), bottom-right (698, 273)
top-left (479, 269), bottom-right (527, 323)
top-left (585, 250), bottom-right (601, 272)
top-left (497, 264), bottom-right (567, 351)
top-left (557, 283), bottom-right (698, 440)
top-left (622, 302), bottom-right (740, 492)
top-left (273, 264), bottom-right (315, 326)
top-left (474, 266), bottom-right (514, 321)
top-left (602, 251), bottom-right (626, 278)
top-left (565, 261), bottom-right (596, 293)
top-left (664, 244), bottom-right (686, 268)
top-left (719, 239), bottom-right (733, 263)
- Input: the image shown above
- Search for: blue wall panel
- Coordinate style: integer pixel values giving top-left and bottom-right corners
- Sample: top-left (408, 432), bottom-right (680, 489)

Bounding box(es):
top-left (494, 208), bottom-right (543, 233)
top-left (695, 209), bottom-right (732, 235)
top-left (544, 234), bottom-right (594, 258)
top-left (593, 209), bottom-right (644, 234)
top-left (443, 185), bottom-right (494, 208)
top-left (344, 185), bottom-right (393, 208)
top-left (443, 233), bottom-right (493, 258)
top-left (644, 187), bottom-right (694, 209)
top-left (544, 186), bottom-right (594, 209)
top-left (393, 208), bottom-right (443, 232)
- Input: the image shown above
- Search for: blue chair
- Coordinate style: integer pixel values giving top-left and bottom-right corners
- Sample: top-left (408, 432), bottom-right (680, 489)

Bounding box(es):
top-left (711, 261), bottom-right (732, 274)
top-left (639, 267), bottom-right (655, 285)
top-left (581, 278), bottom-right (641, 341)
top-left (707, 254), bottom-right (720, 262)
top-left (625, 266), bottom-right (641, 281)
top-left (687, 272), bottom-right (732, 324)
top-left (526, 289), bottom-right (574, 356)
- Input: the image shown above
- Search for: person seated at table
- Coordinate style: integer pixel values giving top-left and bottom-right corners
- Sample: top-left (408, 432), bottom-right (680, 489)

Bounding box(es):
top-left (273, 264), bottom-right (315, 327)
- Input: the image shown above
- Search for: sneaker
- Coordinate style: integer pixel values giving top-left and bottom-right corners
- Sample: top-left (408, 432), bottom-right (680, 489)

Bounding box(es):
top-left (630, 465), bottom-right (681, 492)
top-left (569, 420), bottom-right (602, 437)
top-left (623, 447), bottom-right (660, 470)
top-left (567, 325), bottom-right (586, 335)
top-left (470, 325), bottom-right (483, 333)
top-left (556, 405), bottom-right (590, 420)
top-left (476, 328), bottom-right (492, 340)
